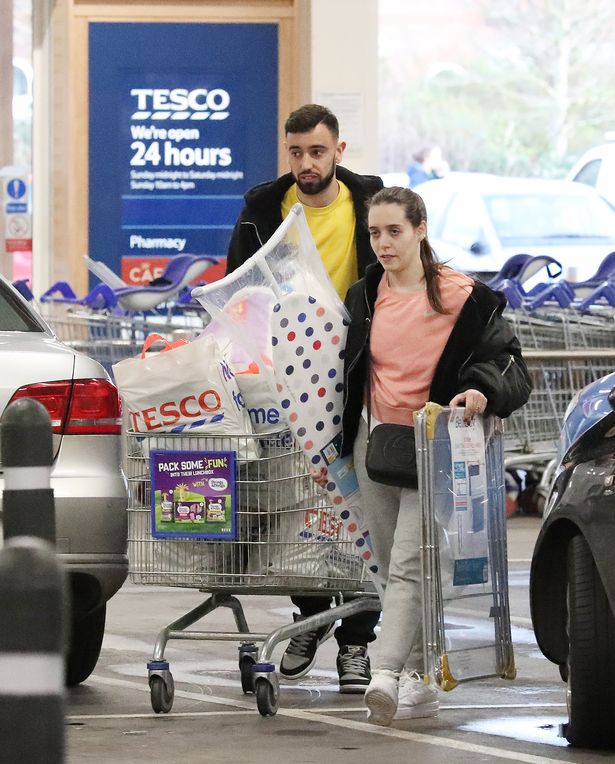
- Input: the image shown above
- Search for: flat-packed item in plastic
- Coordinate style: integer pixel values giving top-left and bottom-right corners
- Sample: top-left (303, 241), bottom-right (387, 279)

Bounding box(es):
top-left (113, 333), bottom-right (254, 439)
top-left (415, 404), bottom-right (515, 691)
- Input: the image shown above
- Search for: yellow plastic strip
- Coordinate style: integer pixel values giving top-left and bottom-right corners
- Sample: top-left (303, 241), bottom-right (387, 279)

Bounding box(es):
top-left (438, 654), bottom-right (459, 691)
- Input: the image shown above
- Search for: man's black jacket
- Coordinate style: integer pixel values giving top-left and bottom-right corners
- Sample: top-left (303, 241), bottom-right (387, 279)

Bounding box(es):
top-left (225, 165), bottom-right (383, 276)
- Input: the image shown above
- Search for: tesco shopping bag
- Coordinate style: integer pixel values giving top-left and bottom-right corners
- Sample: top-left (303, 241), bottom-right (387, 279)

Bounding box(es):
top-left (199, 316), bottom-right (283, 435)
top-left (234, 362), bottom-right (284, 434)
top-left (113, 333), bottom-right (254, 438)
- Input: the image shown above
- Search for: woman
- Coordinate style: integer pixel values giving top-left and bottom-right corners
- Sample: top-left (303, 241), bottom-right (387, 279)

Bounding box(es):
top-left (316, 186), bottom-right (531, 726)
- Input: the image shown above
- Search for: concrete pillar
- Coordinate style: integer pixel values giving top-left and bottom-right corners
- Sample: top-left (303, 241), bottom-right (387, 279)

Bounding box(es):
top-left (0, 0), bottom-right (13, 168)
top-left (32, 0), bottom-right (54, 294)
top-left (309, 0), bottom-right (379, 175)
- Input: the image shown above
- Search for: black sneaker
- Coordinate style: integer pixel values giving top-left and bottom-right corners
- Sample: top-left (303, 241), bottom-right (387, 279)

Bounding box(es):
top-left (279, 613), bottom-right (335, 680)
top-left (337, 645), bottom-right (371, 694)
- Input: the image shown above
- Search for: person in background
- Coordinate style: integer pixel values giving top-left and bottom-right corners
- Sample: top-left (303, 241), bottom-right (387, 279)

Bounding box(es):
top-left (313, 186), bottom-right (531, 725)
top-left (226, 103), bottom-right (384, 693)
top-left (407, 145), bottom-right (448, 188)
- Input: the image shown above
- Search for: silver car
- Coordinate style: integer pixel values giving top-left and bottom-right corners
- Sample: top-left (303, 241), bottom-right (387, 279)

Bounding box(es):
top-left (0, 277), bottom-right (127, 685)
top-left (415, 172), bottom-right (615, 281)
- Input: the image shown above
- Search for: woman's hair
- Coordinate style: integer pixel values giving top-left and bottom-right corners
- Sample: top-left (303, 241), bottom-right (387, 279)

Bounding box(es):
top-left (366, 186), bottom-right (449, 314)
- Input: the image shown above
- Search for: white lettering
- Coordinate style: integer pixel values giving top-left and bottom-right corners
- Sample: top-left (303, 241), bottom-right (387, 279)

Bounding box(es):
top-left (130, 88), bottom-right (231, 121)
top-left (129, 235), bottom-right (187, 251)
top-left (130, 88), bottom-right (153, 110)
top-left (163, 143), bottom-right (233, 167)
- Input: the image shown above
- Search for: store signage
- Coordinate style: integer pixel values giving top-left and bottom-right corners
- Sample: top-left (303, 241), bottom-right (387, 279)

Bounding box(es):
top-left (2, 171), bottom-right (32, 253)
top-left (88, 22), bottom-right (278, 282)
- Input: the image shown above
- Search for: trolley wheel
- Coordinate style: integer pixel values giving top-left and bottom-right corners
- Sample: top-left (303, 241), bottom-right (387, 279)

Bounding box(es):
top-left (150, 675), bottom-right (174, 714)
top-left (240, 654), bottom-right (256, 694)
top-left (255, 676), bottom-right (279, 717)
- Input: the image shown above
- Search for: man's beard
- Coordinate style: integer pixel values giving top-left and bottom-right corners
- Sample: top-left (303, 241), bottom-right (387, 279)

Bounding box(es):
top-left (295, 160), bottom-right (336, 195)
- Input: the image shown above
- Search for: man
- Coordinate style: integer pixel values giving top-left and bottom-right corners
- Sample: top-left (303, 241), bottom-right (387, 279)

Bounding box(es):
top-left (226, 104), bottom-right (383, 693)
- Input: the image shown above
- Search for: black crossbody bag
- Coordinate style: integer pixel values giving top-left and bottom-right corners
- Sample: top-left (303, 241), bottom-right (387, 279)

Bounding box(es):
top-left (364, 325), bottom-right (418, 489)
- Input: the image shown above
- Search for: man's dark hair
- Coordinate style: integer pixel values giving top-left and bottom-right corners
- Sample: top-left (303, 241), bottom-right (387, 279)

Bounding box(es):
top-left (284, 104), bottom-right (339, 139)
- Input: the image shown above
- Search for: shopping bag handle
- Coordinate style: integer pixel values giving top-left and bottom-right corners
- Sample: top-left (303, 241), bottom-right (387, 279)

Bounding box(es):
top-left (141, 333), bottom-right (189, 358)
top-left (235, 361), bottom-right (260, 375)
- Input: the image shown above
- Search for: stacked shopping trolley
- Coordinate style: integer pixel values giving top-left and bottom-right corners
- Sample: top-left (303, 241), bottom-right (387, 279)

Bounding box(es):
top-left (505, 308), bottom-right (615, 458)
top-left (33, 288), bottom-right (205, 379)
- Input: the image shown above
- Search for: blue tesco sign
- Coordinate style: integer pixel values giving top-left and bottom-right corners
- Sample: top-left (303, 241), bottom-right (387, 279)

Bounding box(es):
top-left (88, 22), bottom-right (278, 279)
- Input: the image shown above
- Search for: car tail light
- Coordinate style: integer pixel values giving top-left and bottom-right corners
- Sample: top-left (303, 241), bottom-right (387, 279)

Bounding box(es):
top-left (9, 379), bottom-right (122, 435)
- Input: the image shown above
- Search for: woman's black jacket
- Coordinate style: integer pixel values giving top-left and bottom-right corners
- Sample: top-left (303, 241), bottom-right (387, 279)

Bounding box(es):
top-left (340, 263), bottom-right (532, 457)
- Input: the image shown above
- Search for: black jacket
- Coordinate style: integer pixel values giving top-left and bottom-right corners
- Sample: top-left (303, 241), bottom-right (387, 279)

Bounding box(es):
top-left (340, 262), bottom-right (532, 456)
top-left (225, 165), bottom-right (383, 276)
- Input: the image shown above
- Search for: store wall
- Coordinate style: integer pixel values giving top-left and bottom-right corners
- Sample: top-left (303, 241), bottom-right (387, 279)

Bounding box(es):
top-left (309, 0), bottom-right (378, 176)
top-left (32, 0), bottom-right (378, 294)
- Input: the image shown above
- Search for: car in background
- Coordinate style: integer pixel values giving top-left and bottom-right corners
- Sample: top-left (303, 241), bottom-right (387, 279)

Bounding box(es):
top-left (13, 57), bottom-right (32, 121)
top-left (414, 172), bottom-right (615, 281)
top-left (380, 171), bottom-right (410, 188)
top-left (0, 277), bottom-right (127, 685)
top-left (530, 371), bottom-right (615, 749)
top-left (567, 143), bottom-right (615, 208)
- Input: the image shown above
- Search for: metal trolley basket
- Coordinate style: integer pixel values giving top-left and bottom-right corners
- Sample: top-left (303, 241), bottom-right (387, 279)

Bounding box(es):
top-left (39, 304), bottom-right (204, 378)
top-left (126, 427), bottom-right (378, 716)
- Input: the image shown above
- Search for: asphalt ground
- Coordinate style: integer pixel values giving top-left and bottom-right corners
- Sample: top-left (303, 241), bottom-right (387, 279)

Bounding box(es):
top-left (64, 516), bottom-right (610, 764)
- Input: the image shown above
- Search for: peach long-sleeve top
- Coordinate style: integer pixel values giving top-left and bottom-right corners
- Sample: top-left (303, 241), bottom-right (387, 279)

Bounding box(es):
top-left (370, 268), bottom-right (474, 425)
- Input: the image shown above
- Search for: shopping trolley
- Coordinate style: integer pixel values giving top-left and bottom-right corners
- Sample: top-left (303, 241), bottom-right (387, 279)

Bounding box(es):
top-left (415, 405), bottom-right (515, 689)
top-left (505, 348), bottom-right (615, 455)
top-left (126, 427), bottom-right (378, 716)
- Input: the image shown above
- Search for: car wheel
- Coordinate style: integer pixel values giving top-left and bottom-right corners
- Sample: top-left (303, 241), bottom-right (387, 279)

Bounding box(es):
top-left (565, 535), bottom-right (615, 748)
top-left (66, 604), bottom-right (107, 687)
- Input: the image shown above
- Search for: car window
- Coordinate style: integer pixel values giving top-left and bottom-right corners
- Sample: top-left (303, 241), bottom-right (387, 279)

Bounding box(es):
top-left (13, 64), bottom-right (28, 96)
top-left (572, 159), bottom-right (601, 189)
top-left (0, 283), bottom-right (45, 332)
top-left (440, 194), bottom-right (484, 248)
top-left (485, 192), bottom-right (615, 242)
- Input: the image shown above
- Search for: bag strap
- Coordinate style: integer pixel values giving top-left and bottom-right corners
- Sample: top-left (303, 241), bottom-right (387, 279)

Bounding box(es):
top-left (366, 318), bottom-right (374, 433)
top-left (140, 333), bottom-right (189, 358)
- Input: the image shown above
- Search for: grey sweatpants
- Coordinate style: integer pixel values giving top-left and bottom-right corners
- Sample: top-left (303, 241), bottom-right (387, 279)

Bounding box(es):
top-left (353, 417), bottom-right (424, 673)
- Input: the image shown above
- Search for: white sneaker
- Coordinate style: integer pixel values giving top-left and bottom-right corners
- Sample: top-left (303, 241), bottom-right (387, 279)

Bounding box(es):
top-left (364, 669), bottom-right (399, 727)
top-left (395, 670), bottom-right (439, 720)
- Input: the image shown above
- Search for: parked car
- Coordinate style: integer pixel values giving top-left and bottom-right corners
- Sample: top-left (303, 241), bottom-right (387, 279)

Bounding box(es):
top-left (12, 57), bottom-right (32, 121)
top-left (380, 171), bottom-right (410, 188)
top-left (414, 172), bottom-right (615, 281)
top-left (567, 143), bottom-right (615, 208)
top-left (0, 277), bottom-right (127, 685)
top-left (530, 371), bottom-right (615, 749)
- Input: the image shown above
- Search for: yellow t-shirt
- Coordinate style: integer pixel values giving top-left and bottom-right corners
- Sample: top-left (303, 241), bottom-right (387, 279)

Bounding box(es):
top-left (281, 180), bottom-right (358, 300)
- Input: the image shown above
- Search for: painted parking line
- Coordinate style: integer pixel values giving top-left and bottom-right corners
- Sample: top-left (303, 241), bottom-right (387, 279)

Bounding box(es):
top-left (85, 675), bottom-right (572, 764)
top-left (68, 701), bottom-right (567, 721)
top-left (88, 675), bottom-right (255, 710)
top-left (68, 710), bottom-right (257, 721)
top-left (310, 703), bottom-right (567, 713)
